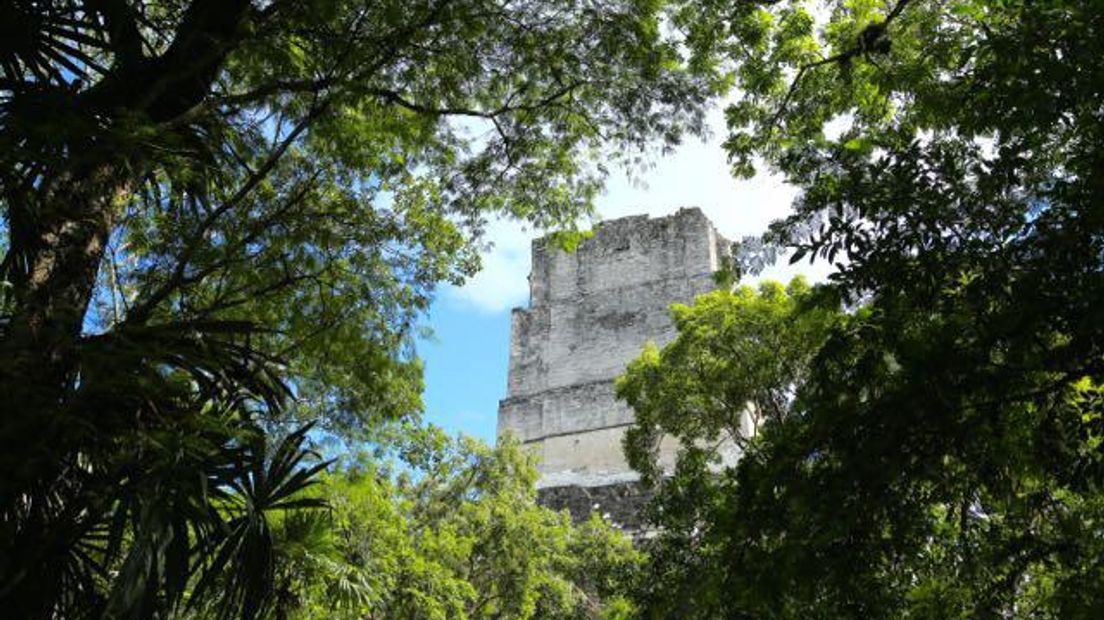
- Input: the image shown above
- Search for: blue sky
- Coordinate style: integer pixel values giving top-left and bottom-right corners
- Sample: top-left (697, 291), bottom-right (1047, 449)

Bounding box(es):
top-left (417, 106), bottom-right (835, 443)
top-left (416, 297), bottom-right (511, 444)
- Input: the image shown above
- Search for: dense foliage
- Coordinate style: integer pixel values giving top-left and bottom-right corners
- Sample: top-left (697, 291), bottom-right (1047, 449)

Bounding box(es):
top-left (0, 1), bottom-right (718, 617)
top-left (267, 429), bottom-right (639, 620)
top-left (619, 279), bottom-right (845, 617)
top-left (620, 278), bottom-right (840, 487)
top-left (622, 0), bottom-right (1104, 617)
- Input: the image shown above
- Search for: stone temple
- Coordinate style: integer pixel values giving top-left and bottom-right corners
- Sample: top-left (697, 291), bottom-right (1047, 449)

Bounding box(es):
top-left (497, 208), bottom-right (731, 525)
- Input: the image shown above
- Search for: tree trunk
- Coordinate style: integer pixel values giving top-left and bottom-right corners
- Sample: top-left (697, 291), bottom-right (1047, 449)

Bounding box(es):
top-left (0, 2), bottom-right (257, 616)
top-left (0, 162), bottom-right (131, 482)
top-left (0, 0), bottom-right (253, 462)
top-left (0, 162), bottom-right (130, 619)
top-left (3, 167), bottom-right (123, 383)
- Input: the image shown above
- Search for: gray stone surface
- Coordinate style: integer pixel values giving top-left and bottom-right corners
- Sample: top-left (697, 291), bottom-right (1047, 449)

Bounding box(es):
top-left (497, 208), bottom-right (729, 492)
top-left (537, 481), bottom-right (653, 531)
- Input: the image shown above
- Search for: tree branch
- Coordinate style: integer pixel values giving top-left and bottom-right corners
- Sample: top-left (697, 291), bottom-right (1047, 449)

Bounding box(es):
top-left (765, 0), bottom-right (914, 132)
top-left (81, 0), bottom-right (253, 122)
top-left (85, 0), bottom-right (145, 68)
top-left (369, 80), bottom-right (585, 119)
top-left (126, 104), bottom-right (327, 324)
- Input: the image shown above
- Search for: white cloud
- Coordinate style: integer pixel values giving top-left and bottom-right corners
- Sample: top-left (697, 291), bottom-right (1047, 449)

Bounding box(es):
top-left (444, 106), bottom-right (831, 313)
top-left (445, 217), bottom-right (534, 313)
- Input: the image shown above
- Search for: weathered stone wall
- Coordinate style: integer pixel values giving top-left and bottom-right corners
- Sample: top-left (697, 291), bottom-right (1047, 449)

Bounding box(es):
top-left (537, 481), bottom-right (653, 531)
top-left (498, 208), bottom-right (729, 492)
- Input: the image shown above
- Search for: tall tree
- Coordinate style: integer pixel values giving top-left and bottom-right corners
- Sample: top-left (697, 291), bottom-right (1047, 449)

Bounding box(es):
top-left (0, 1), bottom-right (718, 617)
top-left (623, 0), bottom-right (1104, 616)
top-left (618, 279), bottom-right (843, 618)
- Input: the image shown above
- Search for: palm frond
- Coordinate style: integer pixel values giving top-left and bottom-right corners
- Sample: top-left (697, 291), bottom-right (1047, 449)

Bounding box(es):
top-left (189, 420), bottom-right (333, 620)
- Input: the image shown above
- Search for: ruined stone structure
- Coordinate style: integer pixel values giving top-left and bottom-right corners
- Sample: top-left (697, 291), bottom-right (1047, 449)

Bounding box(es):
top-left (497, 208), bottom-right (730, 526)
